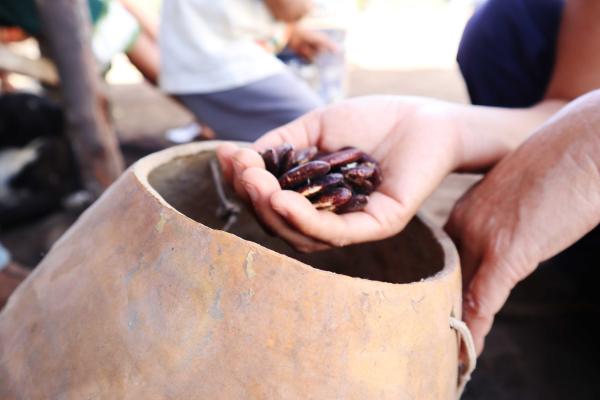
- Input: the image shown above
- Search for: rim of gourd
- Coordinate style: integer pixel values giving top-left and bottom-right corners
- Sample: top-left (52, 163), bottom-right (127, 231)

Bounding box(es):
top-left (133, 141), bottom-right (459, 289)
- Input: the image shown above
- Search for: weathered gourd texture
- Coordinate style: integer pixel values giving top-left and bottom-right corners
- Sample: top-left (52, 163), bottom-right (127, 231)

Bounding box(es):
top-left (0, 142), bottom-right (463, 399)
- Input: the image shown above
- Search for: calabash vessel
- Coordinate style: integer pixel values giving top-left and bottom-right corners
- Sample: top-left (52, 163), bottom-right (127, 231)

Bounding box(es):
top-left (0, 142), bottom-right (474, 399)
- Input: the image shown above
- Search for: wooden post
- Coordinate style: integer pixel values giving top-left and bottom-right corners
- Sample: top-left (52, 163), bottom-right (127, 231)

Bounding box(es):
top-left (35, 0), bottom-right (124, 195)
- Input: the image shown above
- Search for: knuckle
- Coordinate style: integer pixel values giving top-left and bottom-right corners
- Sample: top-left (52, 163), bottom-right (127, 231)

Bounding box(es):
top-left (331, 237), bottom-right (349, 248)
top-left (295, 244), bottom-right (314, 253)
top-left (463, 292), bottom-right (491, 322)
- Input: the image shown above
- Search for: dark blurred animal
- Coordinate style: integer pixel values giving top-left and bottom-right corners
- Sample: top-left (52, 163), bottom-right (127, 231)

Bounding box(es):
top-left (0, 92), bottom-right (80, 226)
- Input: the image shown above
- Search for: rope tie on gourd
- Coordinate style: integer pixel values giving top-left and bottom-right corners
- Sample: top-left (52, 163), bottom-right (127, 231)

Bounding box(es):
top-left (450, 317), bottom-right (476, 398)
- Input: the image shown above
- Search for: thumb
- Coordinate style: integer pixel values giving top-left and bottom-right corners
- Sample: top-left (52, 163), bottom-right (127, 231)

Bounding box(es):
top-left (253, 108), bottom-right (322, 152)
top-left (462, 257), bottom-right (521, 355)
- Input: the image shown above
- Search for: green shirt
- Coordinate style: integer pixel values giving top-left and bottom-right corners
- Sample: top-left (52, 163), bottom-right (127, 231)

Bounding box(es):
top-left (0, 0), bottom-right (107, 36)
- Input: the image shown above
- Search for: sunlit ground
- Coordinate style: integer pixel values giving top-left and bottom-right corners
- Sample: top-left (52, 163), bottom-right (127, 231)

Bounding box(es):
top-left (346, 0), bottom-right (472, 70)
top-left (3, 0), bottom-right (474, 96)
top-left (106, 0), bottom-right (474, 85)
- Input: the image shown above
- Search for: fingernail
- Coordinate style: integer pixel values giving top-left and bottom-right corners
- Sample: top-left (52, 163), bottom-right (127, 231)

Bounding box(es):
top-left (462, 293), bottom-right (477, 314)
top-left (270, 196), bottom-right (289, 219)
top-left (232, 158), bottom-right (244, 175)
top-left (244, 182), bottom-right (258, 203)
top-left (274, 206), bottom-right (288, 219)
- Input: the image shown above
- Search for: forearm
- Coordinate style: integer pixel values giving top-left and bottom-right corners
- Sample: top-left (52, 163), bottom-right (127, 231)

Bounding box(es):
top-left (488, 90), bottom-right (600, 265)
top-left (453, 99), bottom-right (566, 171)
top-left (544, 0), bottom-right (600, 100)
top-left (384, 95), bottom-right (564, 174)
top-left (445, 91), bottom-right (600, 355)
top-left (118, 0), bottom-right (158, 40)
top-left (455, 0), bottom-right (600, 171)
top-left (264, 0), bottom-right (312, 22)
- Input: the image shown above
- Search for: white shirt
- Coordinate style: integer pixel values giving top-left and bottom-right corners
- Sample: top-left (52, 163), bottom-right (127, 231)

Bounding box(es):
top-left (159, 0), bottom-right (286, 94)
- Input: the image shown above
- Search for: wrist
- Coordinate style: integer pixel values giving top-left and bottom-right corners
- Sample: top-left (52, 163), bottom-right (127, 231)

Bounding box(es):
top-left (453, 100), bottom-right (565, 172)
top-left (407, 99), bottom-right (465, 173)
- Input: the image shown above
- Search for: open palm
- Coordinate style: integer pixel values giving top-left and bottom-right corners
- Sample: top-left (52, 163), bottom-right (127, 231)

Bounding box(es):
top-left (217, 96), bottom-right (463, 251)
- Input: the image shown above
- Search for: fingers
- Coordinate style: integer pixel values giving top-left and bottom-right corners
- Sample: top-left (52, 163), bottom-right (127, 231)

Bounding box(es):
top-left (312, 32), bottom-right (339, 54)
top-left (218, 142), bottom-right (335, 251)
top-left (241, 167), bottom-right (331, 252)
top-left (228, 148), bottom-right (265, 203)
top-left (216, 142), bottom-right (239, 184)
top-left (462, 258), bottom-right (518, 355)
top-left (216, 145), bottom-right (265, 203)
top-left (216, 143), bottom-right (328, 250)
top-left (270, 190), bottom-right (408, 247)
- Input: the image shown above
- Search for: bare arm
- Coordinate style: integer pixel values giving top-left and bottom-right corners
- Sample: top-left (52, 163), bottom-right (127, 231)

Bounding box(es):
top-left (457, 0), bottom-right (600, 171)
top-left (447, 89), bottom-right (600, 353)
top-left (451, 99), bottom-right (565, 171)
top-left (215, 94), bottom-right (566, 250)
top-left (545, 0), bottom-right (600, 100)
top-left (118, 0), bottom-right (159, 40)
top-left (264, 0), bottom-right (312, 22)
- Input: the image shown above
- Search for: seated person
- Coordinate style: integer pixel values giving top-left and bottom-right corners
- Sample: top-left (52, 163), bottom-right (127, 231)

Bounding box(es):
top-left (0, 0), bottom-right (159, 84)
top-left (457, 0), bottom-right (565, 108)
top-left (159, 0), bottom-right (337, 142)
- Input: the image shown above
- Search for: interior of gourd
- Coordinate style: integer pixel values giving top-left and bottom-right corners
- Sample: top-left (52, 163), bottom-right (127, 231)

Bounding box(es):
top-left (147, 151), bottom-right (446, 284)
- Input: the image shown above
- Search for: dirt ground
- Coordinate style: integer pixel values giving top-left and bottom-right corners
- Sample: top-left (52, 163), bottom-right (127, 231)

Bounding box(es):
top-left (2, 66), bottom-right (599, 399)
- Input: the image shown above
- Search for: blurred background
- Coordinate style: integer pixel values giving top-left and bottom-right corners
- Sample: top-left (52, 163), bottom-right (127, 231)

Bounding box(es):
top-left (1, 0), bottom-right (476, 263)
top-left (2, 1), bottom-right (599, 399)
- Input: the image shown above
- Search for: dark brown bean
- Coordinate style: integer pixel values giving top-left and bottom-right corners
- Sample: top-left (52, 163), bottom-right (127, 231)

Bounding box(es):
top-left (274, 143), bottom-right (294, 176)
top-left (359, 152), bottom-right (378, 165)
top-left (261, 148), bottom-right (279, 175)
top-left (350, 179), bottom-right (374, 195)
top-left (316, 147), bottom-right (363, 168)
top-left (336, 194), bottom-right (368, 214)
top-left (370, 164), bottom-right (383, 188)
top-left (358, 152), bottom-right (383, 188)
top-left (314, 150), bottom-right (328, 160)
top-left (342, 163), bottom-right (376, 185)
top-left (342, 163), bottom-right (376, 194)
top-left (293, 146), bottom-right (318, 166)
top-left (312, 187), bottom-right (353, 211)
top-left (296, 173), bottom-right (344, 197)
top-left (274, 142), bottom-right (293, 156)
top-left (339, 181), bottom-right (354, 192)
top-left (261, 143), bottom-right (382, 213)
top-left (278, 160), bottom-right (331, 189)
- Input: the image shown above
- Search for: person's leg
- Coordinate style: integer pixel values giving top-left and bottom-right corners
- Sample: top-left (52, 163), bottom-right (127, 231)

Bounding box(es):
top-left (457, 0), bottom-right (564, 107)
top-left (176, 70), bottom-right (322, 142)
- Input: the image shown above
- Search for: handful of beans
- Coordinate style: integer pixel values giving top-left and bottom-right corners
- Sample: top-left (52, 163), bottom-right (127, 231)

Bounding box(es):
top-left (260, 143), bottom-right (382, 214)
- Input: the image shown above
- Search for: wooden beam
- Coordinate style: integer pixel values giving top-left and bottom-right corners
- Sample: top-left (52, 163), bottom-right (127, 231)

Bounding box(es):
top-left (35, 0), bottom-right (124, 195)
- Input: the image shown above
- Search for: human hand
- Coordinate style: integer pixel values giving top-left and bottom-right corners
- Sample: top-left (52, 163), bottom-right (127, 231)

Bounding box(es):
top-left (287, 26), bottom-right (338, 61)
top-left (217, 96), bottom-right (465, 252)
top-left (445, 91), bottom-right (600, 354)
